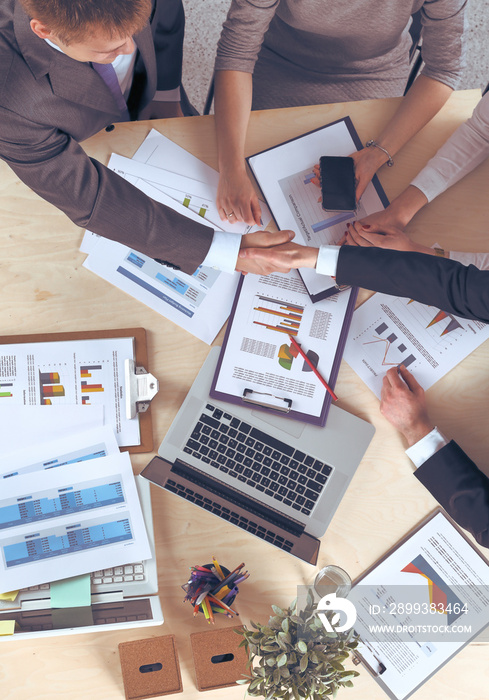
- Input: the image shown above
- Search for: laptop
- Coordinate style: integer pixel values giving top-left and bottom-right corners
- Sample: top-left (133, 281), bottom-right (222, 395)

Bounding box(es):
top-left (0, 477), bottom-right (163, 639)
top-left (141, 348), bottom-right (375, 565)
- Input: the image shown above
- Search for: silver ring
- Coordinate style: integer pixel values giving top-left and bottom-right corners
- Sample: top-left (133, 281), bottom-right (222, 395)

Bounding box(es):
top-left (227, 211), bottom-right (235, 219)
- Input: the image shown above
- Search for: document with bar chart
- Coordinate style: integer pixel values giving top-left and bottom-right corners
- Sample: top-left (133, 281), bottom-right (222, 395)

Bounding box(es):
top-left (211, 270), bottom-right (357, 425)
top-left (344, 292), bottom-right (489, 398)
top-left (0, 452), bottom-right (150, 592)
top-left (247, 116), bottom-right (389, 301)
top-left (0, 336), bottom-right (139, 446)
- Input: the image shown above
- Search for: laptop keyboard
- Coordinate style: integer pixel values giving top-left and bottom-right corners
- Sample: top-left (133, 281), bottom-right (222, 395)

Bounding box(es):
top-left (183, 403), bottom-right (333, 516)
top-left (91, 564), bottom-right (145, 586)
top-left (23, 563), bottom-right (146, 593)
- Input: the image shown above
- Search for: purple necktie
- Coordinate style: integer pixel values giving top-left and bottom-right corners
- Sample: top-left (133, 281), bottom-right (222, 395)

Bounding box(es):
top-left (92, 62), bottom-right (131, 121)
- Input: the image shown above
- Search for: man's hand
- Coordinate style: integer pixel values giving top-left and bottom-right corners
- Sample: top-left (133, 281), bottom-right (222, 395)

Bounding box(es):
top-left (217, 168), bottom-right (262, 226)
top-left (380, 366), bottom-right (434, 446)
top-left (236, 231), bottom-right (318, 275)
top-left (138, 101), bottom-right (184, 119)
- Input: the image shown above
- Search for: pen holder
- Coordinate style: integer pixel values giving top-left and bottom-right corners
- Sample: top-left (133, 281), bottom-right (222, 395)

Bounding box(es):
top-left (182, 561), bottom-right (249, 623)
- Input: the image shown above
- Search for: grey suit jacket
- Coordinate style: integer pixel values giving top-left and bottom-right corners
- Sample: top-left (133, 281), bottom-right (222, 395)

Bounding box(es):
top-left (0, 0), bottom-right (213, 273)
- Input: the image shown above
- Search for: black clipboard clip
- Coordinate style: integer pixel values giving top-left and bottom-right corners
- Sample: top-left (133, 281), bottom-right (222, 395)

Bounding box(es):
top-left (353, 651), bottom-right (386, 676)
top-left (124, 359), bottom-right (159, 419)
top-left (242, 388), bottom-right (292, 413)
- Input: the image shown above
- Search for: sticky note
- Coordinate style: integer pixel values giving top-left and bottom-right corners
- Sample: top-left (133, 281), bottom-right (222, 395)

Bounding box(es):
top-left (0, 620), bottom-right (16, 636)
top-left (50, 574), bottom-right (91, 608)
top-left (0, 591), bottom-right (19, 602)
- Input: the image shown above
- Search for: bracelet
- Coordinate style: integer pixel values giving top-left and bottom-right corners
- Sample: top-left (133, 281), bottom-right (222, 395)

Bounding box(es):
top-left (365, 140), bottom-right (394, 167)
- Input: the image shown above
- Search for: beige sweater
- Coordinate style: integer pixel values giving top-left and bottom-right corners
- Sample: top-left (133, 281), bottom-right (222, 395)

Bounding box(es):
top-left (215, 0), bottom-right (467, 108)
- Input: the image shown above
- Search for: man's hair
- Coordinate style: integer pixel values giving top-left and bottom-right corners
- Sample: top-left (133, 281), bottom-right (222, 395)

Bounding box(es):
top-left (20, 0), bottom-right (152, 44)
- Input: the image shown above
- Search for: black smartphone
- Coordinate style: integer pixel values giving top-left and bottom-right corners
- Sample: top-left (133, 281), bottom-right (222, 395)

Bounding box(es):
top-left (319, 156), bottom-right (356, 211)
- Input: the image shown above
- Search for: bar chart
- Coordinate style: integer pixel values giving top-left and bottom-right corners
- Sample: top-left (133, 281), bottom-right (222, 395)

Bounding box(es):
top-left (39, 371), bottom-right (66, 405)
top-left (3, 516), bottom-right (133, 568)
top-left (0, 382), bottom-right (13, 398)
top-left (80, 365), bottom-right (105, 405)
top-left (252, 295), bottom-right (304, 336)
top-left (0, 479), bottom-right (125, 529)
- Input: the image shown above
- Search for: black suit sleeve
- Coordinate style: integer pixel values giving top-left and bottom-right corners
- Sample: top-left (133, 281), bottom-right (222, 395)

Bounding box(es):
top-left (150, 0), bottom-right (185, 91)
top-left (335, 247), bottom-right (489, 323)
top-left (415, 441), bottom-right (489, 547)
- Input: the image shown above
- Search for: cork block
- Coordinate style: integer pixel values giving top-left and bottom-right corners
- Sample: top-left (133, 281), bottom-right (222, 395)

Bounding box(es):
top-left (118, 634), bottom-right (183, 699)
top-left (190, 626), bottom-right (249, 692)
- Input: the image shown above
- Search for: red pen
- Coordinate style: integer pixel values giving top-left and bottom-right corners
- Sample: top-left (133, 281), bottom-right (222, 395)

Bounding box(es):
top-left (288, 335), bottom-right (338, 402)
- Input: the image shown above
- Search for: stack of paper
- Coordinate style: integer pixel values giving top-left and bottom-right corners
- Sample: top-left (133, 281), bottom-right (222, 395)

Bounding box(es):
top-left (0, 420), bottom-right (150, 593)
top-left (81, 130), bottom-right (271, 344)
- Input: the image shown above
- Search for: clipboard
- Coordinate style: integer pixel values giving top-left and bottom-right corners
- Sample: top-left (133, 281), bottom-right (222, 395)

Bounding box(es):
top-left (348, 508), bottom-right (489, 700)
top-left (247, 116), bottom-right (390, 302)
top-left (209, 274), bottom-right (358, 426)
top-left (0, 327), bottom-right (156, 453)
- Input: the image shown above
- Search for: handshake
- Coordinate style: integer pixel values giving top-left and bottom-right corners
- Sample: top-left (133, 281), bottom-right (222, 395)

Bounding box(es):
top-left (235, 230), bottom-right (318, 276)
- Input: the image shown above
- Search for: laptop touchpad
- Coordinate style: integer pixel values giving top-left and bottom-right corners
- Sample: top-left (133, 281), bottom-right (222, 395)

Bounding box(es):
top-left (251, 409), bottom-right (306, 439)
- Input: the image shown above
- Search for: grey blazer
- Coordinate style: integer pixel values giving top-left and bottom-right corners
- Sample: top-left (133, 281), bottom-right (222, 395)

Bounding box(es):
top-left (0, 0), bottom-right (213, 273)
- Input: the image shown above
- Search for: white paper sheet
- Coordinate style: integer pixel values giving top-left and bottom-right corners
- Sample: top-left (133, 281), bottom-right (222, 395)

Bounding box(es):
top-left (132, 128), bottom-right (271, 232)
top-left (83, 197), bottom-right (239, 344)
top-left (0, 452), bottom-right (151, 592)
top-left (343, 292), bottom-right (489, 398)
top-left (214, 270), bottom-right (353, 420)
top-left (349, 512), bottom-right (489, 700)
top-left (0, 405), bottom-right (104, 456)
top-left (0, 337), bottom-right (139, 446)
top-left (0, 425), bottom-right (119, 479)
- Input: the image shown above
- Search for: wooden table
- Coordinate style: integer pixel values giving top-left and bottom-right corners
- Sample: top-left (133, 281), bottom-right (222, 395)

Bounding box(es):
top-left (1, 90), bottom-right (488, 700)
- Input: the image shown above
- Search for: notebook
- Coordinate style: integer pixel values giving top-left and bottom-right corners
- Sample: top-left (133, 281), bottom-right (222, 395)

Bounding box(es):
top-left (0, 478), bottom-right (163, 639)
top-left (141, 348), bottom-right (374, 565)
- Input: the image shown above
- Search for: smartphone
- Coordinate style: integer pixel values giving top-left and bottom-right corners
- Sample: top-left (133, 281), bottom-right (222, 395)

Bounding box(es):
top-left (319, 156), bottom-right (356, 211)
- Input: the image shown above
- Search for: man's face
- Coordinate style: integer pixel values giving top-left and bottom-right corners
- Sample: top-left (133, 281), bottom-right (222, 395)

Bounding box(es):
top-left (31, 20), bottom-right (136, 63)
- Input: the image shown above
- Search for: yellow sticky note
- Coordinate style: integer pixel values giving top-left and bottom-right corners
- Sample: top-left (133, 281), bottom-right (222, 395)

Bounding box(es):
top-left (0, 620), bottom-right (16, 636)
top-left (50, 574), bottom-right (91, 608)
top-left (0, 591), bottom-right (19, 602)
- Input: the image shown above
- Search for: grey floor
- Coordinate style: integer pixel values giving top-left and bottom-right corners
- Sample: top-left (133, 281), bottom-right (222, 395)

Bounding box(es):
top-left (181, 0), bottom-right (489, 115)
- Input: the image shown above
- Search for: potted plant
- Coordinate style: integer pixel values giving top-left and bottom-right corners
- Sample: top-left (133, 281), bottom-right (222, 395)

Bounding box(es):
top-left (236, 592), bottom-right (359, 699)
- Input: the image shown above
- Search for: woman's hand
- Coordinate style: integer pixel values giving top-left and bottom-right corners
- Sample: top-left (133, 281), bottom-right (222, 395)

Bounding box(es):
top-left (217, 168), bottom-right (262, 226)
top-left (345, 222), bottom-right (434, 255)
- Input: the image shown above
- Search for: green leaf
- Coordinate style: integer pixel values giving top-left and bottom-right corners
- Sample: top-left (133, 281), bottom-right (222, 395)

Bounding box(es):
top-left (297, 640), bottom-right (308, 654)
top-left (281, 617), bottom-right (290, 633)
top-left (276, 653), bottom-right (288, 667)
top-left (328, 660), bottom-right (344, 672)
top-left (299, 653), bottom-right (309, 673)
top-left (272, 605), bottom-right (285, 617)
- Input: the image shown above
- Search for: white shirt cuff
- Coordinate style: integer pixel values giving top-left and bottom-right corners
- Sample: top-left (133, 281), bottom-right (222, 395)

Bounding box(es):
top-left (405, 427), bottom-right (449, 468)
top-left (154, 87), bottom-right (181, 102)
top-left (316, 246), bottom-right (341, 276)
top-left (201, 231), bottom-right (241, 274)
